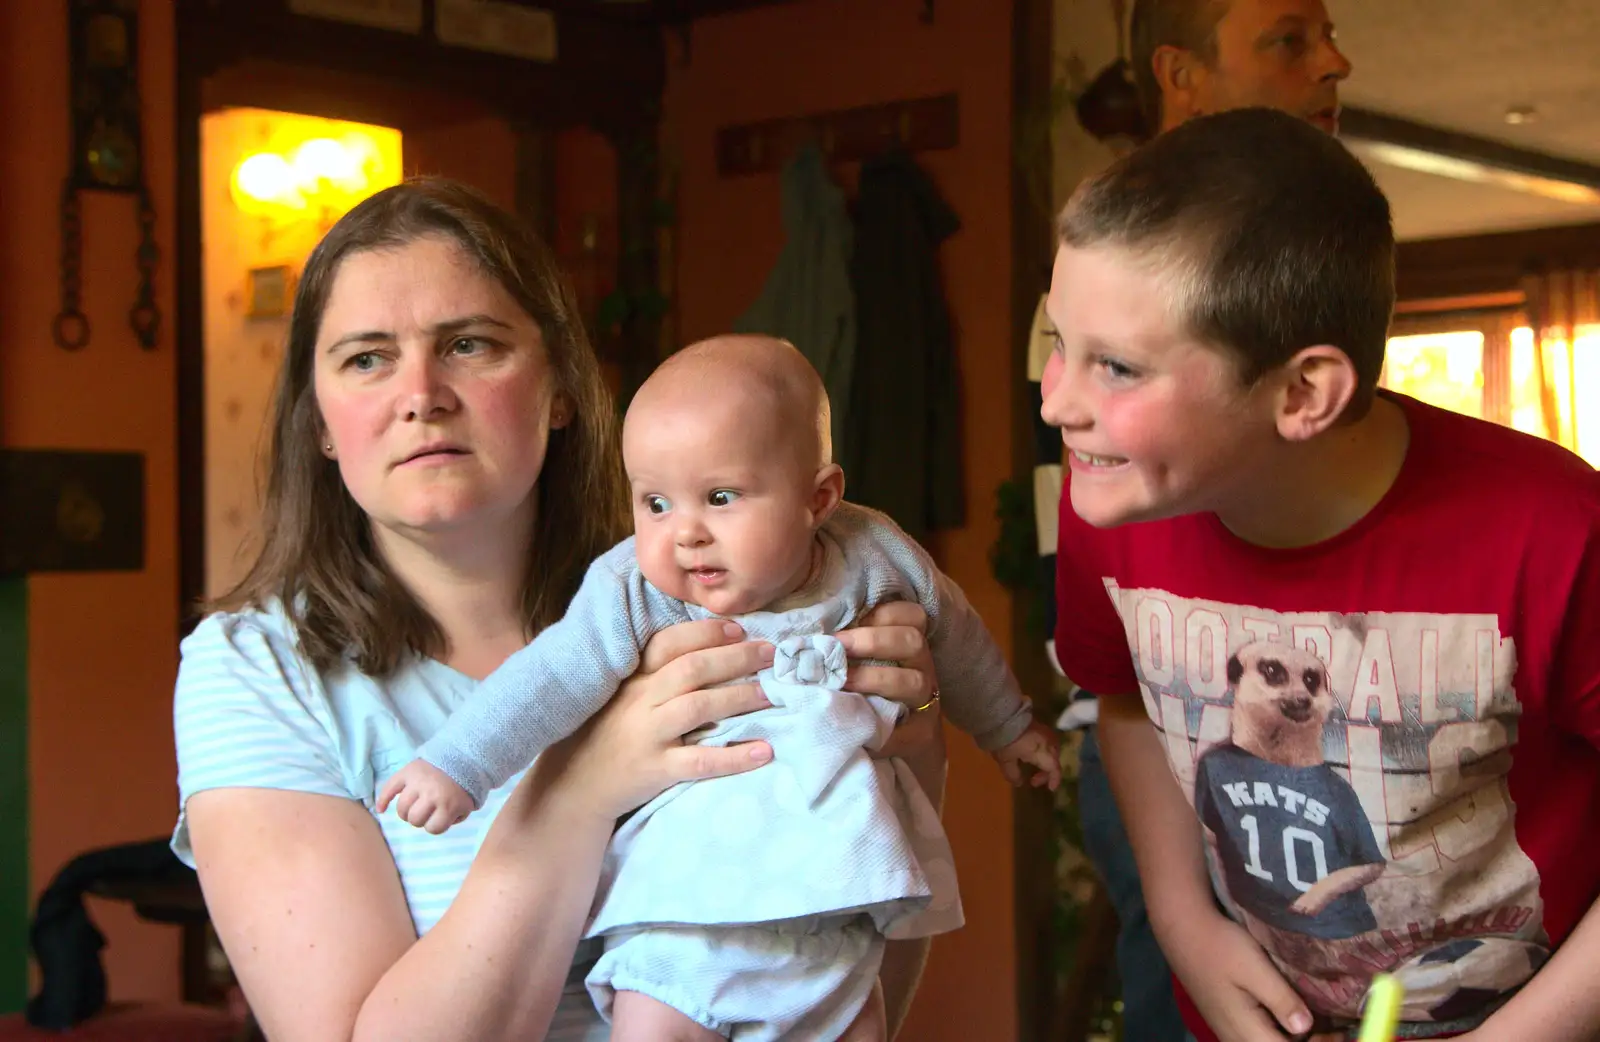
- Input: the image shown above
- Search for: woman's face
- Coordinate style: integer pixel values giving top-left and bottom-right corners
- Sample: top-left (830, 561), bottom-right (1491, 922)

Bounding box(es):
top-left (312, 234), bottom-right (569, 549)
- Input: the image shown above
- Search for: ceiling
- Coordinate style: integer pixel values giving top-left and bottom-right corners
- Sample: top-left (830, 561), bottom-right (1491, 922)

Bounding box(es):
top-left (1333, 0), bottom-right (1600, 240)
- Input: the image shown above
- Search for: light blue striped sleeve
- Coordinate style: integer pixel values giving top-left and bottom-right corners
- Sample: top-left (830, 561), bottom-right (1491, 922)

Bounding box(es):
top-left (171, 609), bottom-right (353, 865)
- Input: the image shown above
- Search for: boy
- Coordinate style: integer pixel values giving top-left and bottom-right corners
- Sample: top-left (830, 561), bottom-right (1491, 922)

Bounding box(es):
top-left (383, 334), bottom-right (1060, 1041)
top-left (1043, 106), bottom-right (1600, 1041)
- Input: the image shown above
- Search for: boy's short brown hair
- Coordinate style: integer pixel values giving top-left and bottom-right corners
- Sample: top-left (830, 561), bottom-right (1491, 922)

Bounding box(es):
top-left (1058, 106), bottom-right (1395, 418)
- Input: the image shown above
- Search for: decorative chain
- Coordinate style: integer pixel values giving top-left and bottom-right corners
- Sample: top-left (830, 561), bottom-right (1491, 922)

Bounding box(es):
top-left (53, 180), bottom-right (90, 350)
top-left (130, 184), bottom-right (160, 349)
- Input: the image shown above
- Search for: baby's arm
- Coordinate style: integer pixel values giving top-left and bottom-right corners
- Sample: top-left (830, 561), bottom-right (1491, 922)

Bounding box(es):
top-left (992, 722), bottom-right (1062, 790)
top-left (857, 509), bottom-right (1045, 760)
top-left (377, 760), bottom-right (474, 833)
top-left (404, 550), bottom-right (656, 812)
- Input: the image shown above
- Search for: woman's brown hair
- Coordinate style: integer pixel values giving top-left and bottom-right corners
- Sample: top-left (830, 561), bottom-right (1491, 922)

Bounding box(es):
top-left (214, 177), bottom-right (630, 675)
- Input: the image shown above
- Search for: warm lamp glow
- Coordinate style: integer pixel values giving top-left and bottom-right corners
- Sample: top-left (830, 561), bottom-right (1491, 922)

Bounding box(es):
top-left (226, 114), bottom-right (399, 223)
top-left (292, 138), bottom-right (367, 193)
top-left (234, 152), bottom-right (297, 207)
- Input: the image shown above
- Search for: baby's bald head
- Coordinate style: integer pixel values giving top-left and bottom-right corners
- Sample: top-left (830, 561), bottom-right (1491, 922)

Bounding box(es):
top-left (625, 334), bottom-right (833, 473)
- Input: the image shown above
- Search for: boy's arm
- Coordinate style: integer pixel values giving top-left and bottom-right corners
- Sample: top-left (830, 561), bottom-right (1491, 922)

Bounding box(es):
top-left (414, 554), bottom-right (651, 805)
top-left (1095, 695), bottom-right (1216, 941)
top-left (1464, 901), bottom-right (1600, 1040)
top-left (1098, 695), bottom-right (1320, 1040)
top-left (1478, 518), bottom-right (1600, 1039)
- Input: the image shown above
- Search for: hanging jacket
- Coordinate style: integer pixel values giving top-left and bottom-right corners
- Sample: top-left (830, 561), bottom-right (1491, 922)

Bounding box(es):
top-left (734, 142), bottom-right (857, 454)
top-left (844, 148), bottom-right (963, 543)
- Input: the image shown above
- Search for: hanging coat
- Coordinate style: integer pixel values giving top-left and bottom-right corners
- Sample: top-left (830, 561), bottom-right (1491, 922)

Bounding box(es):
top-left (734, 142), bottom-right (857, 454)
top-left (844, 148), bottom-right (963, 543)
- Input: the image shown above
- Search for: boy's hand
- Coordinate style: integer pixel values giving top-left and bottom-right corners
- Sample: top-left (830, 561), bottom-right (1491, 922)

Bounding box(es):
top-left (377, 760), bottom-right (474, 834)
top-left (1170, 913), bottom-right (1336, 1042)
top-left (992, 722), bottom-right (1062, 790)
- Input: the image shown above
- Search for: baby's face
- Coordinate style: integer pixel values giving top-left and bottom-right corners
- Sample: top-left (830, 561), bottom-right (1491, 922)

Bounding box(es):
top-left (625, 405), bottom-right (821, 616)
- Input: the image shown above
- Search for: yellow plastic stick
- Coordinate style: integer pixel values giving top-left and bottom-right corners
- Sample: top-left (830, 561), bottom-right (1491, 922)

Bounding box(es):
top-left (1358, 973), bottom-right (1404, 1042)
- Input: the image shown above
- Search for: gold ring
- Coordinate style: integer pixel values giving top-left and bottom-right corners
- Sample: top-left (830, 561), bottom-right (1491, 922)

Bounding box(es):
top-left (912, 687), bottom-right (941, 713)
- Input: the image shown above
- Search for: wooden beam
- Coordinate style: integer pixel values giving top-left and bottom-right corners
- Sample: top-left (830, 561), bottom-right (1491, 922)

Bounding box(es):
top-left (179, 0), bottom-right (663, 132)
top-left (1395, 221), bottom-right (1600, 303)
top-left (1343, 106), bottom-right (1600, 203)
top-left (1010, 0), bottom-right (1060, 1037)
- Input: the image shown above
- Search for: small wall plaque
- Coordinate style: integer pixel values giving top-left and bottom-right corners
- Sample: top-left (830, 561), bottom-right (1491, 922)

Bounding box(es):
top-left (246, 265), bottom-right (295, 319)
top-left (0, 450), bottom-right (144, 575)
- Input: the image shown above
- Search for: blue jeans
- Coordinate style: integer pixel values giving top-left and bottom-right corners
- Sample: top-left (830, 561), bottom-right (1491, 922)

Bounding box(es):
top-left (1078, 725), bottom-right (1195, 1042)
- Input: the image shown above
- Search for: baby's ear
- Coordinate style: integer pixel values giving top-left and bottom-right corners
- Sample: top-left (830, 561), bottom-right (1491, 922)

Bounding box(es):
top-left (809, 464), bottom-right (845, 525)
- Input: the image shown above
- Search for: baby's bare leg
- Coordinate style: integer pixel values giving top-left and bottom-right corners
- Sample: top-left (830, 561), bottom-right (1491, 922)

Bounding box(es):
top-left (610, 990), bottom-right (724, 1042)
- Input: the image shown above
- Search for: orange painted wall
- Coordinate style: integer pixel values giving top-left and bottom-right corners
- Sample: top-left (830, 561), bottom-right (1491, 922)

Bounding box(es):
top-left (0, 0), bottom-right (182, 1004)
top-left (665, 1), bottom-right (1020, 1037)
top-left (406, 115), bottom-right (518, 211)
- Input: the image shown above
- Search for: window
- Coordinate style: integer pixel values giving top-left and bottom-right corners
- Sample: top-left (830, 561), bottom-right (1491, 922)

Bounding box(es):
top-left (1382, 322), bottom-right (1600, 466)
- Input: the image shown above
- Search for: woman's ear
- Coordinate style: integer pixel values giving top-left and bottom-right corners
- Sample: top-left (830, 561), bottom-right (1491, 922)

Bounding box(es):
top-left (550, 393), bottom-right (574, 431)
top-left (809, 464), bottom-right (845, 526)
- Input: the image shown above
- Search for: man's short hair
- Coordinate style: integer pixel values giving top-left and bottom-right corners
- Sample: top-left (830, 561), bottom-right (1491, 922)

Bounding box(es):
top-left (1129, 0), bottom-right (1228, 130)
top-left (1057, 107), bottom-right (1395, 418)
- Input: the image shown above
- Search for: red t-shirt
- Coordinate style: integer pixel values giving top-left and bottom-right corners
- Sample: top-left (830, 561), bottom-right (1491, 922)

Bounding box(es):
top-left (1054, 393), bottom-right (1600, 1039)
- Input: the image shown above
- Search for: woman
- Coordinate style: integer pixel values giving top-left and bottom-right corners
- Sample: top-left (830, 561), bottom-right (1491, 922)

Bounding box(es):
top-left (173, 179), bottom-right (945, 1042)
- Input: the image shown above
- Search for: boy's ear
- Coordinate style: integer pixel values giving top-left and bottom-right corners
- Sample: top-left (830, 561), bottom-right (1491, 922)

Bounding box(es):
top-left (809, 464), bottom-right (846, 526)
top-left (1273, 346), bottom-right (1360, 441)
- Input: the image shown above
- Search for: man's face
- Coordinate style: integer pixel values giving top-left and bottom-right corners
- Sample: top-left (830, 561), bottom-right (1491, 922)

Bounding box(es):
top-left (1174, 0), bottom-right (1351, 132)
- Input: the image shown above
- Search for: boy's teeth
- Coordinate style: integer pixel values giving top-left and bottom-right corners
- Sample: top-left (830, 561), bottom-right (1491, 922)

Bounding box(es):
top-left (1074, 450), bottom-right (1123, 466)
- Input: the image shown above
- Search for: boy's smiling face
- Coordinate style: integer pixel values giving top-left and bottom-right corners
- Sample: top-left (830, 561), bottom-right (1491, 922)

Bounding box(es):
top-left (1039, 242), bottom-right (1280, 528)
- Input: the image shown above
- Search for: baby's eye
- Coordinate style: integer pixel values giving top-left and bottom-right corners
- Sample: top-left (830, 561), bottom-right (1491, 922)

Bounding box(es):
top-left (644, 495), bottom-right (670, 515)
top-left (708, 489), bottom-right (741, 507)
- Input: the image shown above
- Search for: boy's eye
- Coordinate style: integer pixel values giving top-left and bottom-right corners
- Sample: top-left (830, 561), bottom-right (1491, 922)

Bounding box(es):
top-left (708, 489), bottom-right (740, 507)
top-left (1098, 357), bottom-right (1140, 380)
top-left (644, 495), bottom-right (670, 515)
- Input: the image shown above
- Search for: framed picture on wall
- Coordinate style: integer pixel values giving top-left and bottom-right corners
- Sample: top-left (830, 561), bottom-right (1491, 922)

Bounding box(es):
top-left (246, 265), bottom-right (295, 319)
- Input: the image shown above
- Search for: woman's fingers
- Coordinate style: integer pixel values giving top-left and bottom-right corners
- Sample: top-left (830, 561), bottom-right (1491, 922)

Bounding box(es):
top-left (663, 740), bottom-right (773, 783)
top-left (658, 681), bottom-right (771, 737)
top-left (647, 641), bottom-right (774, 706)
top-left (844, 663), bottom-right (933, 707)
top-left (637, 618), bottom-right (746, 674)
top-left (853, 600), bottom-right (928, 632)
top-left (835, 623), bottom-right (927, 664)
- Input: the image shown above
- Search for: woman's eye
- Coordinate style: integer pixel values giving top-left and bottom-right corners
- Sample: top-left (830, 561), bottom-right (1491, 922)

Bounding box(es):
top-left (644, 495), bottom-right (669, 515)
top-left (451, 336), bottom-right (487, 355)
top-left (348, 352), bottom-right (378, 372)
top-left (708, 489), bottom-right (740, 507)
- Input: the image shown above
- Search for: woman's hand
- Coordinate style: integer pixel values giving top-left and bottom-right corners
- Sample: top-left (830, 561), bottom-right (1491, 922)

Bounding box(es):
top-left (531, 620), bottom-right (776, 823)
top-left (836, 601), bottom-right (943, 762)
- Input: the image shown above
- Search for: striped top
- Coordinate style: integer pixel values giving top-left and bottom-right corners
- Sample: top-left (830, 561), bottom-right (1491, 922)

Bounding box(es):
top-left (171, 605), bottom-right (606, 1041)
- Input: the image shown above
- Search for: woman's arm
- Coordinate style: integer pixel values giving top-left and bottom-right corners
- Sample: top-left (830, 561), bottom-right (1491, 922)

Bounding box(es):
top-left (189, 620), bottom-right (775, 1042)
top-left (836, 601), bottom-right (947, 1038)
top-left (188, 779), bottom-right (613, 1042)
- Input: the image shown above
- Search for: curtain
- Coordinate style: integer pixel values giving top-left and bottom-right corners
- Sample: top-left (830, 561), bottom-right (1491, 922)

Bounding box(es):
top-left (1520, 268), bottom-right (1600, 454)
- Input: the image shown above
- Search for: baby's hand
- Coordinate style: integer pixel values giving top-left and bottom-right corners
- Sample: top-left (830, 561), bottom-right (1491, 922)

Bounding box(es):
top-left (993, 722), bottom-right (1062, 791)
top-left (377, 760), bottom-right (475, 834)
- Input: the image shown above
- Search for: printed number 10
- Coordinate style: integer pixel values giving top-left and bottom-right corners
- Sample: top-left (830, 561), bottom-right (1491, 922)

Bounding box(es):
top-left (1240, 815), bottom-right (1329, 892)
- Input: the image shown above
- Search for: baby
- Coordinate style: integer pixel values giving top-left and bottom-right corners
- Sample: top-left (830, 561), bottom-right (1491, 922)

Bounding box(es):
top-left (381, 334), bottom-right (1059, 1041)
